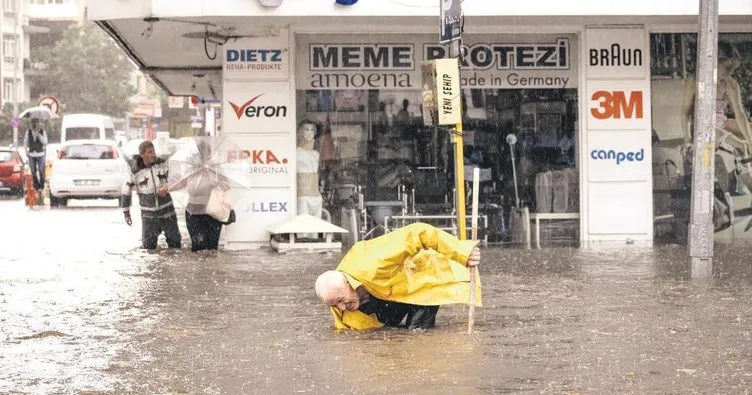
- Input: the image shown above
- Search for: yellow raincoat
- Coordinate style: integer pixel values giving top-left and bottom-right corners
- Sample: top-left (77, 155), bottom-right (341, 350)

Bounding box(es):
top-left (330, 222), bottom-right (482, 330)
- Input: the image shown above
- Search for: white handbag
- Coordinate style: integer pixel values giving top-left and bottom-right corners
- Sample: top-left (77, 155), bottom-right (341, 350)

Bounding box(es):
top-left (205, 187), bottom-right (232, 223)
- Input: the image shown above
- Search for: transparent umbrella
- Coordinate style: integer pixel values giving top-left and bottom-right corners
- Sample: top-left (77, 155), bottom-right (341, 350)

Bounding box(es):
top-left (167, 136), bottom-right (250, 221)
top-left (19, 106), bottom-right (59, 120)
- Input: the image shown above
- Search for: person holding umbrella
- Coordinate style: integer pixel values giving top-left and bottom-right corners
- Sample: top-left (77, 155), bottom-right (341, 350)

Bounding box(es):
top-left (19, 105), bottom-right (58, 203)
top-left (164, 140), bottom-right (234, 252)
top-left (22, 116), bottom-right (50, 199)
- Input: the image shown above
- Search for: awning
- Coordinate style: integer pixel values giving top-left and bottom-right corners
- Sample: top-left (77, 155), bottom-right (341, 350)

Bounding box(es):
top-left (88, 0), bottom-right (752, 98)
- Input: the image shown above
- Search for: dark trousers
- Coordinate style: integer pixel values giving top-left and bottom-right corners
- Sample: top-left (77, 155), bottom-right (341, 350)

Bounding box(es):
top-left (142, 215), bottom-right (182, 249)
top-left (28, 155), bottom-right (45, 191)
top-left (359, 297), bottom-right (440, 330)
top-left (186, 211), bottom-right (223, 252)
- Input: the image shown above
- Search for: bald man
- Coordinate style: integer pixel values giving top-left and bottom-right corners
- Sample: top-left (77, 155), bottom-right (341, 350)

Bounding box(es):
top-left (315, 222), bottom-right (481, 330)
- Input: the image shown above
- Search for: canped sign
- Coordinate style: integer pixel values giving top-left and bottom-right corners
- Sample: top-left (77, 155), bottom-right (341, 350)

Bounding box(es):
top-left (587, 131), bottom-right (651, 182)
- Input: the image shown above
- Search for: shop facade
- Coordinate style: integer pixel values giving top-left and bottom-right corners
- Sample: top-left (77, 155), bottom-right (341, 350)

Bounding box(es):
top-left (88, 1), bottom-right (752, 249)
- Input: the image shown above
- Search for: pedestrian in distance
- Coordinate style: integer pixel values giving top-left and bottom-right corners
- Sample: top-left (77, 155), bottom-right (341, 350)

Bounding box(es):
top-left (24, 118), bottom-right (48, 200)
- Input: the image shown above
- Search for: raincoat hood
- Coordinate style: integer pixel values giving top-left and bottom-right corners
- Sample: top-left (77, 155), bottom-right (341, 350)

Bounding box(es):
top-left (330, 222), bottom-right (481, 330)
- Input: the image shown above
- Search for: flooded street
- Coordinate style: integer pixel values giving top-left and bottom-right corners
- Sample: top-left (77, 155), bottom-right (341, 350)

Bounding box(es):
top-left (2, 197), bottom-right (752, 394)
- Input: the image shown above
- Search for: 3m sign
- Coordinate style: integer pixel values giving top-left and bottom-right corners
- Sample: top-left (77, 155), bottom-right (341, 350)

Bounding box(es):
top-left (586, 82), bottom-right (648, 131)
top-left (590, 90), bottom-right (643, 120)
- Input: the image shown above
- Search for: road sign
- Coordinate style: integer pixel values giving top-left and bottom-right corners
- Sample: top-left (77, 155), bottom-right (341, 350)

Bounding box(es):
top-left (440, 0), bottom-right (462, 43)
top-left (191, 96), bottom-right (221, 105)
top-left (168, 96), bottom-right (185, 109)
top-left (38, 96), bottom-right (60, 114)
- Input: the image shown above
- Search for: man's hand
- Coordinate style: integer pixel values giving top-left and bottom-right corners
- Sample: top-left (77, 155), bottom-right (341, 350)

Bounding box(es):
top-left (157, 186), bottom-right (169, 197)
top-left (124, 212), bottom-right (132, 226)
top-left (467, 246), bottom-right (481, 267)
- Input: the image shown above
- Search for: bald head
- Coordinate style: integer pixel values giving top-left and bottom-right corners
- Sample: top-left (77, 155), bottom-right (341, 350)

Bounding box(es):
top-left (315, 270), bottom-right (347, 302)
top-left (315, 270), bottom-right (360, 311)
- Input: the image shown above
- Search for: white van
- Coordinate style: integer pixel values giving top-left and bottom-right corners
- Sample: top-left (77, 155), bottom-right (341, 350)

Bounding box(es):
top-left (61, 114), bottom-right (116, 143)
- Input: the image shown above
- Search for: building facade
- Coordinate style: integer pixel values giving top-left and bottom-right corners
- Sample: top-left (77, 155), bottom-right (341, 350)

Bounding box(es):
top-left (0, 0), bottom-right (32, 108)
top-left (88, 0), bottom-right (752, 249)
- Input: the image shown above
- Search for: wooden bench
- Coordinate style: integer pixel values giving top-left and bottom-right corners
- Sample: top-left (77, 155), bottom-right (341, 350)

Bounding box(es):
top-left (529, 212), bottom-right (580, 249)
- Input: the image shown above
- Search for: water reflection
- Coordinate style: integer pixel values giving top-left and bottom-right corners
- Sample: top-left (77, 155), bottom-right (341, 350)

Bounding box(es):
top-left (3, 196), bottom-right (752, 394)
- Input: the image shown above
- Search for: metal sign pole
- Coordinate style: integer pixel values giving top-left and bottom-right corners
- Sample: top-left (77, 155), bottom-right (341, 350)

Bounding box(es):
top-left (440, 0), bottom-right (466, 240)
top-left (453, 38), bottom-right (467, 240)
top-left (688, 0), bottom-right (719, 279)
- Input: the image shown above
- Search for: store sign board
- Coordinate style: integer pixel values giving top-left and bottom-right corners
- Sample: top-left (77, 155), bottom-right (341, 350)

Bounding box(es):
top-left (587, 182), bottom-right (651, 235)
top-left (585, 28), bottom-right (647, 80)
top-left (222, 81), bottom-right (291, 134)
top-left (224, 133), bottom-right (294, 188)
top-left (583, 26), bottom-right (652, 240)
top-left (223, 187), bottom-right (293, 243)
top-left (586, 130), bottom-right (652, 182)
top-left (223, 28), bottom-right (290, 80)
top-left (434, 58), bottom-right (462, 125)
top-left (585, 80), bottom-right (650, 131)
top-left (296, 34), bottom-right (579, 90)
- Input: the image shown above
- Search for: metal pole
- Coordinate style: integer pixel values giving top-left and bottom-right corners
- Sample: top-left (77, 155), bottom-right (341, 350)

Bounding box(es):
top-left (452, 39), bottom-right (467, 241)
top-left (12, 2), bottom-right (21, 147)
top-left (688, 0), bottom-right (719, 279)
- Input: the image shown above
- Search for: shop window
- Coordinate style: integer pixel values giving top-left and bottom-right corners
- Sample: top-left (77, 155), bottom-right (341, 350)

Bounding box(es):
top-left (296, 34), bottom-right (580, 244)
top-left (651, 32), bottom-right (752, 243)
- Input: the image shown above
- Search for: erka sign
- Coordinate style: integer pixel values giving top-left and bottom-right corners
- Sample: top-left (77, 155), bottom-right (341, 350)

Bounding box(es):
top-left (228, 149), bottom-right (289, 165)
top-left (227, 94), bottom-right (288, 120)
top-left (590, 90), bottom-right (643, 120)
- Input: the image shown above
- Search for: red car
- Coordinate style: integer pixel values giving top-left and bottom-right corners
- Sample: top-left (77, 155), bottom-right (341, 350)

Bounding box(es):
top-left (0, 147), bottom-right (26, 196)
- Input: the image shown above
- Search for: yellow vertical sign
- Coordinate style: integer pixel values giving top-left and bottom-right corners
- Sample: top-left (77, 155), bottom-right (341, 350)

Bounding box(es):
top-left (434, 58), bottom-right (462, 125)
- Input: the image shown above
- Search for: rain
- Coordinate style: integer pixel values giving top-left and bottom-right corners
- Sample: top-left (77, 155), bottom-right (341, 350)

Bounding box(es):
top-left (2, 0), bottom-right (752, 394)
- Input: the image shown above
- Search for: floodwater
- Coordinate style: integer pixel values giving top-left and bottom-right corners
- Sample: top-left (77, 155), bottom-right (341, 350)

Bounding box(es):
top-left (1, 196), bottom-right (752, 394)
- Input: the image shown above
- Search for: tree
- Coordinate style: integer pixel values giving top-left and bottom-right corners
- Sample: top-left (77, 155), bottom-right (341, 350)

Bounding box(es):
top-left (30, 22), bottom-right (135, 118)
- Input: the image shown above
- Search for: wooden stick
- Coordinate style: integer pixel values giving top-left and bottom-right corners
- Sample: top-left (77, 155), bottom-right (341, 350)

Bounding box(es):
top-left (468, 167), bottom-right (480, 333)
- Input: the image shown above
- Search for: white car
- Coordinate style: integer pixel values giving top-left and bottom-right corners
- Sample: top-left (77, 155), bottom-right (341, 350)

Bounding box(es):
top-left (49, 139), bottom-right (130, 207)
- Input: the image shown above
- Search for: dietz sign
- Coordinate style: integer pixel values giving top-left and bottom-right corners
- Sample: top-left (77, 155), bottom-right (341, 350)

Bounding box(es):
top-left (225, 48), bottom-right (286, 72)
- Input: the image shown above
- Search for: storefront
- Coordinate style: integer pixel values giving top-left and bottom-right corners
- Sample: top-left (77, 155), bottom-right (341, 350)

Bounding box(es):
top-left (651, 32), bottom-right (752, 243)
top-left (88, 0), bottom-right (752, 249)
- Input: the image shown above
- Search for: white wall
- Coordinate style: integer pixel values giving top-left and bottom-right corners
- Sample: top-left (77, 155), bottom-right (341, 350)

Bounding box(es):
top-left (89, 0), bottom-right (752, 20)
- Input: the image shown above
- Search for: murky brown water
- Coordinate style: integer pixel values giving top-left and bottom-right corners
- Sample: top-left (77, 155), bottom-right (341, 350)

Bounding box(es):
top-left (2, 197), bottom-right (752, 394)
